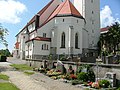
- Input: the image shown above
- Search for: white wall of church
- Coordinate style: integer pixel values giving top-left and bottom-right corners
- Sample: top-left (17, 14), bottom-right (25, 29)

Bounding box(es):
top-left (74, 0), bottom-right (100, 49)
top-left (37, 19), bottom-right (55, 38)
top-left (33, 41), bottom-right (50, 55)
top-left (55, 16), bottom-right (84, 55)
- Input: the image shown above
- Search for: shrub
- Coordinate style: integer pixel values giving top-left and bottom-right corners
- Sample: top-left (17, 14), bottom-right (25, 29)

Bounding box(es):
top-left (0, 56), bottom-right (7, 62)
top-left (77, 72), bottom-right (88, 82)
top-left (77, 64), bottom-right (95, 82)
top-left (117, 87), bottom-right (120, 90)
top-left (99, 79), bottom-right (110, 88)
top-left (87, 70), bottom-right (95, 82)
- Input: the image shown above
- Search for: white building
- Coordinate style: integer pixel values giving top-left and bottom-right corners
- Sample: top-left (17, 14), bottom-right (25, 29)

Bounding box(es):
top-left (13, 0), bottom-right (100, 60)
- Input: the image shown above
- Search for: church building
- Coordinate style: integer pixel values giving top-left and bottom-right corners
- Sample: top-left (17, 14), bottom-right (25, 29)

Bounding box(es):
top-left (13, 0), bottom-right (100, 60)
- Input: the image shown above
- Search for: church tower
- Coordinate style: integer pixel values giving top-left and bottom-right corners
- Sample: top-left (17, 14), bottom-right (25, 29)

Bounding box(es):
top-left (74, 0), bottom-right (100, 54)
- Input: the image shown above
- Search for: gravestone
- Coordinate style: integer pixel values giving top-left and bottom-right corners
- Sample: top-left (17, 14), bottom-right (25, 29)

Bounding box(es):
top-left (104, 72), bottom-right (116, 87)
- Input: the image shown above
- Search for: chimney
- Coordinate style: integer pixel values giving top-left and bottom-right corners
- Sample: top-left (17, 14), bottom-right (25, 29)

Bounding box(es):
top-left (35, 14), bottom-right (40, 29)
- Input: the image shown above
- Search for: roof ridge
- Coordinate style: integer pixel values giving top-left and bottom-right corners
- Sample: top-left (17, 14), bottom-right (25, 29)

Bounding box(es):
top-left (42, 5), bottom-right (59, 26)
top-left (37, 0), bottom-right (53, 15)
top-left (16, 0), bottom-right (54, 37)
top-left (68, 0), bottom-right (72, 15)
top-left (57, 0), bottom-right (67, 15)
top-left (69, 0), bottom-right (81, 16)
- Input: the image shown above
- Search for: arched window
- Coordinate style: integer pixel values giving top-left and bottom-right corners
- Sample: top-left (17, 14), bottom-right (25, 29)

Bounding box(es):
top-left (61, 32), bottom-right (65, 48)
top-left (75, 33), bottom-right (78, 49)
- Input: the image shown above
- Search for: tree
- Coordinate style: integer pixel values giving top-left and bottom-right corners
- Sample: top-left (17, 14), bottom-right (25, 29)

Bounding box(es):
top-left (108, 22), bottom-right (120, 53)
top-left (0, 23), bottom-right (8, 46)
top-left (98, 22), bottom-right (120, 55)
top-left (0, 49), bottom-right (11, 57)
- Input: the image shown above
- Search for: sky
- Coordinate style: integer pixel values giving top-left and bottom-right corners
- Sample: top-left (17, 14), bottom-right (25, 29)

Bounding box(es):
top-left (0, 0), bottom-right (120, 52)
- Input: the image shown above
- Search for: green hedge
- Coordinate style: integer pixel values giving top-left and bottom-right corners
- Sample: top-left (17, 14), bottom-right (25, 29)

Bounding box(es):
top-left (99, 79), bottom-right (110, 88)
top-left (0, 55), bottom-right (7, 62)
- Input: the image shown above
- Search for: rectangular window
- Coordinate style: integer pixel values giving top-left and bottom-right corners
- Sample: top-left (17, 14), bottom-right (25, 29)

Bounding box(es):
top-left (43, 33), bottom-right (46, 37)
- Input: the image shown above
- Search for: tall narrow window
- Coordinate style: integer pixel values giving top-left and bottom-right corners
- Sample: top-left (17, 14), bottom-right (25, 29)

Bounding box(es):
top-left (42, 45), bottom-right (43, 50)
top-left (47, 45), bottom-right (48, 50)
top-left (61, 32), bottom-right (65, 48)
top-left (44, 44), bottom-right (46, 50)
top-left (63, 19), bottom-right (64, 22)
top-left (75, 33), bottom-right (78, 49)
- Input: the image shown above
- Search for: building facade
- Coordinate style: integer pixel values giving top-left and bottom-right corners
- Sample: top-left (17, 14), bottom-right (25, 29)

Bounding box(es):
top-left (13, 0), bottom-right (100, 60)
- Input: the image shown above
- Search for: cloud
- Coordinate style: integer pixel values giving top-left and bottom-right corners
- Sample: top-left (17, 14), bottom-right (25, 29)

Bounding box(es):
top-left (100, 5), bottom-right (120, 27)
top-left (0, 0), bottom-right (27, 24)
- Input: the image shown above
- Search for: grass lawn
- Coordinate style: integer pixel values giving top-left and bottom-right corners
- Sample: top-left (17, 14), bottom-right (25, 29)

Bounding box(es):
top-left (10, 64), bottom-right (32, 71)
top-left (24, 71), bottom-right (34, 75)
top-left (0, 83), bottom-right (20, 90)
top-left (0, 74), bottom-right (9, 80)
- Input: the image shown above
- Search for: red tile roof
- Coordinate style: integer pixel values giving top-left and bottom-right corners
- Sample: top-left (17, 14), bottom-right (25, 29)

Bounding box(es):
top-left (16, 0), bottom-right (83, 36)
top-left (45, 0), bottom-right (83, 23)
top-left (15, 42), bottom-right (20, 49)
top-left (101, 26), bottom-right (110, 32)
top-left (16, 0), bottom-right (54, 37)
top-left (26, 36), bottom-right (51, 43)
top-left (28, 0), bottom-right (54, 25)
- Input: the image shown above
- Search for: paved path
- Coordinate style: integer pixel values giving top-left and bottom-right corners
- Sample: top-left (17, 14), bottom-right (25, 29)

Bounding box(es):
top-left (1, 58), bottom-right (83, 90)
top-left (7, 57), bottom-right (26, 64)
top-left (31, 73), bottom-right (83, 90)
top-left (2, 71), bottom-right (47, 90)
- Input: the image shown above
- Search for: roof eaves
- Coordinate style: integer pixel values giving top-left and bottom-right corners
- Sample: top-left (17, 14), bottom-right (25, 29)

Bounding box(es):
top-left (16, 0), bottom-right (54, 37)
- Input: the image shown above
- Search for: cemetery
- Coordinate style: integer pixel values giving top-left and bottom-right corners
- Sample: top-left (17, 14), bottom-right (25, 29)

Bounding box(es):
top-left (31, 60), bottom-right (118, 90)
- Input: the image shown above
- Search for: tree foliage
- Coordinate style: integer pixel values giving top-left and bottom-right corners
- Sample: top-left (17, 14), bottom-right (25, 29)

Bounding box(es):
top-left (98, 22), bottom-right (120, 55)
top-left (0, 49), bottom-right (11, 57)
top-left (0, 23), bottom-right (8, 46)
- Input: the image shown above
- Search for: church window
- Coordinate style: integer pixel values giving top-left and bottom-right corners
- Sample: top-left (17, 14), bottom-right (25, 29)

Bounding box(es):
top-left (92, 20), bottom-right (94, 24)
top-left (43, 33), bottom-right (46, 37)
top-left (42, 45), bottom-right (43, 50)
top-left (75, 33), bottom-right (79, 49)
top-left (61, 32), bottom-right (65, 48)
top-left (63, 19), bottom-right (64, 22)
top-left (92, 11), bottom-right (94, 14)
top-left (47, 45), bottom-right (48, 50)
top-left (77, 20), bottom-right (78, 23)
top-left (44, 44), bottom-right (46, 50)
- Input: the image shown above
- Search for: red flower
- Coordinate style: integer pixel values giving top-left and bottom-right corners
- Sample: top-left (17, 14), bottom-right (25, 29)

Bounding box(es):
top-left (88, 82), bottom-right (93, 86)
top-left (70, 74), bottom-right (77, 79)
